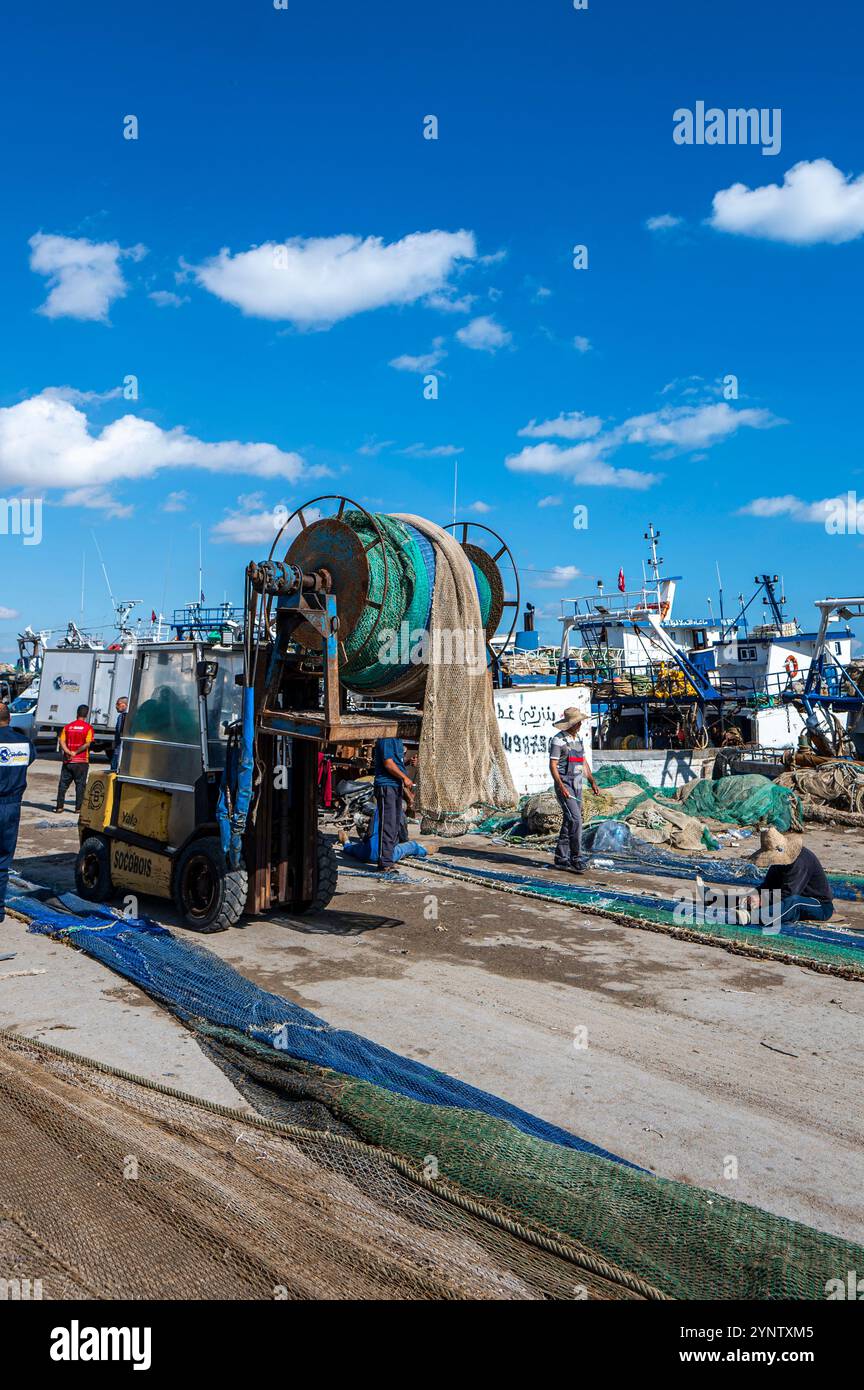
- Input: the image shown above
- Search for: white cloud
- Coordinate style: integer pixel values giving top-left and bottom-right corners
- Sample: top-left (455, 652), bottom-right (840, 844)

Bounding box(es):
top-left (40, 385), bottom-right (123, 406)
top-left (358, 438), bottom-right (394, 457)
top-left (193, 230), bottom-right (476, 326)
top-left (645, 214), bottom-right (683, 231)
top-left (710, 159), bottom-right (864, 245)
top-left (389, 337), bottom-right (446, 373)
top-left (661, 375), bottom-right (708, 398)
top-left (59, 486), bottom-right (133, 519)
top-left (0, 392), bottom-right (310, 500)
top-left (535, 564), bottom-right (582, 588)
top-left (506, 400), bottom-right (777, 490)
top-left (0, 606), bottom-right (19, 620)
top-left (537, 495), bottom-right (562, 508)
top-left (149, 289), bottom-right (189, 308)
top-left (211, 495), bottom-right (319, 545)
top-left (738, 494), bottom-right (859, 525)
top-left (572, 335), bottom-right (592, 353)
top-left (29, 233), bottom-right (147, 323)
top-left (467, 500), bottom-right (492, 513)
top-left (398, 443), bottom-right (463, 458)
top-left (617, 402), bottom-right (780, 453)
top-left (455, 315), bottom-right (512, 352)
top-left (162, 490), bottom-right (189, 512)
top-left (507, 439), bottom-right (660, 489)
top-left (424, 291), bottom-right (475, 314)
top-left (518, 411), bottom-right (603, 441)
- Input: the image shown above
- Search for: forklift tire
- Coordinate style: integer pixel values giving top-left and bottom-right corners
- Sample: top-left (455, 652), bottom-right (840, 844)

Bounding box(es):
top-left (172, 836), bottom-right (248, 933)
top-left (308, 834), bottom-right (339, 913)
top-left (75, 835), bottom-right (114, 902)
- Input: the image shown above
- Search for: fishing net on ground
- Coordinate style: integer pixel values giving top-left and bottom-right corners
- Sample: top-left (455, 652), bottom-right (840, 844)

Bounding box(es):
top-left (777, 761), bottom-right (864, 824)
top-left (590, 767), bottom-right (712, 847)
top-left (580, 819), bottom-right (864, 902)
top-left (418, 854), bottom-right (864, 980)
top-left (8, 898), bottom-right (864, 1300)
top-left (680, 773), bottom-right (803, 832)
top-left (0, 1030), bottom-right (628, 1301)
top-left (480, 773), bottom-right (715, 852)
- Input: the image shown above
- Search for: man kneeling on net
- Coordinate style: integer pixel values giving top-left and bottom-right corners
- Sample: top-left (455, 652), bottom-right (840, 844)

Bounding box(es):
top-left (745, 828), bottom-right (834, 926)
top-left (340, 799), bottom-right (428, 868)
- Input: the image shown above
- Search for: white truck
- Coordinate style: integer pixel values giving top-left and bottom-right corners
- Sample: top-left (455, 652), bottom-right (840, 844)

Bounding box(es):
top-left (34, 648), bottom-right (136, 759)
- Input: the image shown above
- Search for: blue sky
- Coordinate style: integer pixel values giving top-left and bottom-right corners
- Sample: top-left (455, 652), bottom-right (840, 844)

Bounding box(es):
top-left (2, 0), bottom-right (863, 652)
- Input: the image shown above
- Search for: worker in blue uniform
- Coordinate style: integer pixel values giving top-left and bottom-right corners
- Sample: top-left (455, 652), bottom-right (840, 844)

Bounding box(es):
top-left (340, 802), bottom-right (428, 866)
top-left (0, 701), bottom-right (36, 923)
top-left (373, 736), bottom-right (416, 874)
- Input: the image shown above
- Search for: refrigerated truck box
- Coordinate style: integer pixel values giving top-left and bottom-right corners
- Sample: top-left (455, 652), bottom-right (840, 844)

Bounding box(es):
top-left (34, 649), bottom-right (135, 756)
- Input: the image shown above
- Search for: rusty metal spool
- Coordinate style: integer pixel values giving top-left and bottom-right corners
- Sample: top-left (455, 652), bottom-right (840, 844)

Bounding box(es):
top-left (269, 496), bottom-right (392, 656)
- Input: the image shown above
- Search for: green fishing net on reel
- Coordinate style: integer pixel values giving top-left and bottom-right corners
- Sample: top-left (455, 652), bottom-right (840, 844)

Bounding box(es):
top-left (340, 511), bottom-right (433, 691)
top-left (469, 559), bottom-right (493, 628)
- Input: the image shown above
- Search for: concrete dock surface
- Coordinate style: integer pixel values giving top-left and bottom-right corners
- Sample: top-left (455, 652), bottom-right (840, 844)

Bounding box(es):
top-left (3, 756), bottom-right (863, 1247)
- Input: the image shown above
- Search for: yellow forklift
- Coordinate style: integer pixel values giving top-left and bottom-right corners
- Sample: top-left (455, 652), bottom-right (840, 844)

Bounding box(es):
top-left (74, 498), bottom-right (406, 931)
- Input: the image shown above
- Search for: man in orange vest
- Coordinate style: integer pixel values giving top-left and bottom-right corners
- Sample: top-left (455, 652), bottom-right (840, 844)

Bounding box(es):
top-left (55, 704), bottom-right (94, 813)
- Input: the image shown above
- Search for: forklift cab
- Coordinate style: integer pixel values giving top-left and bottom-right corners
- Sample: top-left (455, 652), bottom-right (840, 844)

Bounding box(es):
top-left (75, 640), bottom-right (339, 932)
top-left (117, 642), bottom-right (243, 849)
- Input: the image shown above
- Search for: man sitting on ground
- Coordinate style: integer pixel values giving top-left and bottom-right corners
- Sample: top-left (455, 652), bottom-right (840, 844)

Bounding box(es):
top-left (746, 828), bottom-right (834, 925)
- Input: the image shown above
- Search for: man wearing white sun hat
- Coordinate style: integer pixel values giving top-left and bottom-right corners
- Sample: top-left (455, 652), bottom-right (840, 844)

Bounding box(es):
top-left (548, 706), bottom-right (600, 874)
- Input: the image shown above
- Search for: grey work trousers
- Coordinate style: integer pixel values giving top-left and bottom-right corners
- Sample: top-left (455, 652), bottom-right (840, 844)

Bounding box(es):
top-left (554, 785), bottom-right (584, 867)
top-left (375, 783), bottom-right (404, 869)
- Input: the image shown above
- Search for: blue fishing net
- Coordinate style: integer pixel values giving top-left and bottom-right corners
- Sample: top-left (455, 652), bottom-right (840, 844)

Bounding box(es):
top-left (16, 894), bottom-right (637, 1167)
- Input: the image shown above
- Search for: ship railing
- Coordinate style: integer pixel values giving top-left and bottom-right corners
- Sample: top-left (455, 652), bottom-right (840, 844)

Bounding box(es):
top-left (557, 660), bottom-right (841, 703)
top-left (561, 586), bottom-right (668, 621)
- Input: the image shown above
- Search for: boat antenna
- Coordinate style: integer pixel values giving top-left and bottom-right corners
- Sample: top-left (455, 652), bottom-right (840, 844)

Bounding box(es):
top-left (91, 530), bottom-right (115, 612)
top-left (196, 523), bottom-right (204, 604)
top-left (715, 561), bottom-right (725, 629)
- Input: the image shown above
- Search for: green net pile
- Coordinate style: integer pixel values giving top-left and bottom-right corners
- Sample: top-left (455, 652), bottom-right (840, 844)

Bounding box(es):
top-left (588, 767), bottom-right (801, 834)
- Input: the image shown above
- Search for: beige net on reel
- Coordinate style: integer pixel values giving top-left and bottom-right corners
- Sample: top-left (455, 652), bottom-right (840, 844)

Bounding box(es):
top-left (393, 515), bottom-right (518, 835)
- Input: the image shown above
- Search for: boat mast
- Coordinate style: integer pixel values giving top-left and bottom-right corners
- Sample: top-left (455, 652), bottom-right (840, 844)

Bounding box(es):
top-left (643, 524), bottom-right (663, 588)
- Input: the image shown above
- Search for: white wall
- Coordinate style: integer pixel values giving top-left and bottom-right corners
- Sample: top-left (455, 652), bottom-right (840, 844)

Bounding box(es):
top-left (495, 684), bottom-right (592, 794)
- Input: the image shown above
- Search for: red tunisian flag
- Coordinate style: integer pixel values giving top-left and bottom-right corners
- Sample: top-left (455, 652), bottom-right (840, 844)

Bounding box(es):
top-left (151, 610), bottom-right (157, 623)
top-left (617, 568), bottom-right (626, 592)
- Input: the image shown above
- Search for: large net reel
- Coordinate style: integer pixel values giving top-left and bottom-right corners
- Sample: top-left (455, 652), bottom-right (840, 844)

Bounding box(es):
top-left (266, 498), bottom-right (517, 700)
